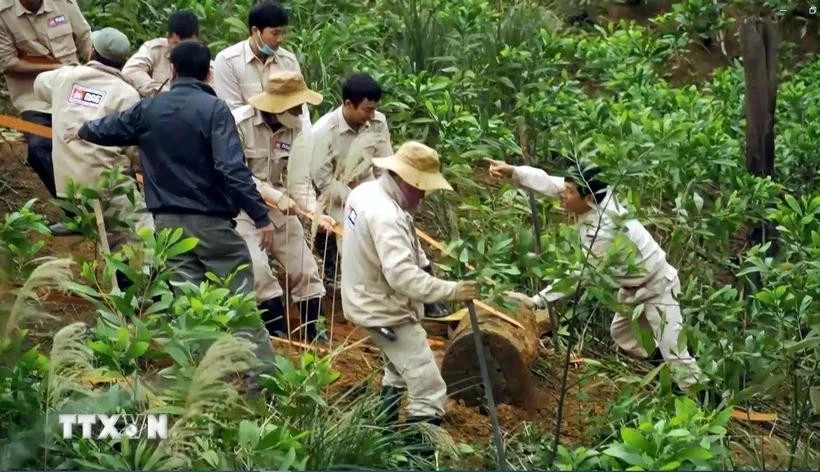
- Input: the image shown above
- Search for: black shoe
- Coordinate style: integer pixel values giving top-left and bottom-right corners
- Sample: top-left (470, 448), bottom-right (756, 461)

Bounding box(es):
top-left (297, 297), bottom-right (325, 343)
top-left (403, 415), bottom-right (443, 460)
top-left (49, 222), bottom-right (80, 237)
top-left (424, 302), bottom-right (451, 319)
top-left (379, 386), bottom-right (406, 429)
top-left (259, 297), bottom-right (287, 338)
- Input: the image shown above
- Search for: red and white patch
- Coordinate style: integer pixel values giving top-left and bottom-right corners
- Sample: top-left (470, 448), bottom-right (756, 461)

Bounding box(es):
top-left (274, 140), bottom-right (291, 152)
top-left (47, 15), bottom-right (68, 28)
top-left (68, 84), bottom-right (106, 108)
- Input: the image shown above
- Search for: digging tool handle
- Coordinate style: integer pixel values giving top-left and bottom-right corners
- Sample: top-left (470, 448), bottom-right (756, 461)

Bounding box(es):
top-left (466, 300), bottom-right (508, 469)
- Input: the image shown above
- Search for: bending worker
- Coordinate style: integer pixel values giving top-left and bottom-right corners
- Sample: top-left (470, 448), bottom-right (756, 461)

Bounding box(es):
top-left (231, 70), bottom-right (333, 344)
top-left (341, 141), bottom-right (477, 446)
top-left (489, 159), bottom-right (702, 393)
top-left (33, 27), bottom-right (153, 287)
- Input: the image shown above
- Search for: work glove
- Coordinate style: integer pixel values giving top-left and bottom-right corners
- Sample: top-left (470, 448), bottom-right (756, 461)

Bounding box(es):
top-left (453, 281), bottom-right (478, 301)
top-left (276, 195), bottom-right (298, 214)
top-left (503, 291), bottom-right (535, 309)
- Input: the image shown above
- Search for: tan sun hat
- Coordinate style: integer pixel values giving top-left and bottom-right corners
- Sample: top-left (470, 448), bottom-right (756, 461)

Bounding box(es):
top-left (371, 141), bottom-right (453, 192)
top-left (248, 70), bottom-right (323, 114)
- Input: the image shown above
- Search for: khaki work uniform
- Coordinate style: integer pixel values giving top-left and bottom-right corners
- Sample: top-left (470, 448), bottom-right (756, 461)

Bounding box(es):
top-left (512, 166), bottom-right (702, 391)
top-left (231, 104), bottom-right (325, 304)
top-left (121, 37), bottom-right (215, 97)
top-left (212, 40), bottom-right (306, 116)
top-left (0, 0), bottom-right (92, 197)
top-left (310, 106), bottom-right (393, 224)
top-left (33, 61), bottom-right (153, 253)
top-left (341, 174), bottom-right (458, 418)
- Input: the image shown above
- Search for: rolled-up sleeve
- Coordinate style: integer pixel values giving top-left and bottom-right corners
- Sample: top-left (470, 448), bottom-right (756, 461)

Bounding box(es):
top-left (121, 43), bottom-right (156, 97)
top-left (369, 213), bottom-right (457, 303)
top-left (511, 166), bottom-right (566, 197)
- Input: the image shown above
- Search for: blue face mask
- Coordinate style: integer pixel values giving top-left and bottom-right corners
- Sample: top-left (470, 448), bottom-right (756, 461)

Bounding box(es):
top-left (255, 32), bottom-right (276, 56)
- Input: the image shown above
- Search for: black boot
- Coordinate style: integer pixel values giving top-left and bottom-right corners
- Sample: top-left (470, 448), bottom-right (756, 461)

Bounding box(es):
top-left (379, 386), bottom-right (406, 430)
top-left (403, 415), bottom-right (443, 460)
top-left (314, 230), bottom-right (339, 289)
top-left (297, 297), bottom-right (327, 343)
top-left (259, 296), bottom-right (287, 338)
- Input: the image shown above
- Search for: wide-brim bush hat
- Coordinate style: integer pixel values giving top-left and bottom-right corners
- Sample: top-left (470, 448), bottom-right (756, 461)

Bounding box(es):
top-left (371, 141), bottom-right (453, 192)
top-left (249, 70), bottom-right (322, 114)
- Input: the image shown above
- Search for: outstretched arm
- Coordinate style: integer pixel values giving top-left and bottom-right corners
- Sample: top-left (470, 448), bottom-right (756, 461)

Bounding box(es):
top-left (78, 100), bottom-right (145, 147)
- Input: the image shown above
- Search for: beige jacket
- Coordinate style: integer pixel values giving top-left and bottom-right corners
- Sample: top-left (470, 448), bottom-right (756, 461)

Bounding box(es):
top-left (33, 61), bottom-right (140, 196)
top-left (341, 174), bottom-right (458, 328)
top-left (212, 39), bottom-right (301, 110)
top-left (120, 37), bottom-right (215, 97)
top-left (0, 0), bottom-right (92, 113)
top-left (231, 104), bottom-right (317, 227)
top-left (310, 105), bottom-right (392, 221)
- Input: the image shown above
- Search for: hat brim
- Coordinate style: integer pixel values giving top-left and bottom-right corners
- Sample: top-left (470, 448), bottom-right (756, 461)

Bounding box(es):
top-left (372, 156), bottom-right (453, 192)
top-left (248, 89), bottom-right (323, 114)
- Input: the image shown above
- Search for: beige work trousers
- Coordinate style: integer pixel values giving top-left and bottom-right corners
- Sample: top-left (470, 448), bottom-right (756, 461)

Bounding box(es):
top-left (235, 211), bottom-right (325, 304)
top-left (100, 191), bottom-right (154, 255)
top-left (612, 269), bottom-right (702, 391)
top-left (366, 322), bottom-right (447, 418)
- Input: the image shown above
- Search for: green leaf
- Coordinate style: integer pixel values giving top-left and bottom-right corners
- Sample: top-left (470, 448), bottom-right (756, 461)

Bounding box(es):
top-left (165, 237), bottom-right (199, 258)
top-left (238, 420), bottom-right (259, 449)
top-left (603, 444), bottom-right (645, 467)
top-left (126, 341), bottom-right (150, 359)
top-left (620, 427), bottom-right (648, 451)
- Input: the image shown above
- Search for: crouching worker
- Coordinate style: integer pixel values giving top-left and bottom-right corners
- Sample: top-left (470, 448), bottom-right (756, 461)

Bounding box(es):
top-left (341, 141), bottom-right (477, 451)
top-left (232, 70), bottom-right (335, 343)
top-left (489, 159), bottom-right (702, 394)
top-left (33, 27), bottom-right (153, 289)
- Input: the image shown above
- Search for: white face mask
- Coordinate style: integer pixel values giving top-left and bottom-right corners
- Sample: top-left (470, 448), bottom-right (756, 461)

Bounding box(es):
top-left (276, 112), bottom-right (301, 129)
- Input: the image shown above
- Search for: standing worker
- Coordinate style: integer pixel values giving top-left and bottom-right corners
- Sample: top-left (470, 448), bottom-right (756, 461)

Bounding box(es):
top-left (312, 73), bottom-right (450, 319)
top-left (231, 70), bottom-right (334, 343)
top-left (66, 40), bottom-right (277, 381)
top-left (341, 140), bottom-right (477, 447)
top-left (33, 27), bottom-right (153, 287)
top-left (489, 159), bottom-right (703, 393)
top-left (0, 0), bottom-right (93, 234)
top-left (121, 10), bottom-right (214, 97)
top-left (212, 0), bottom-right (304, 115)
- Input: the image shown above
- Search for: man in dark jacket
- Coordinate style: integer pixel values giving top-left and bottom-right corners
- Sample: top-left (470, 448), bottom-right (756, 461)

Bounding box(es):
top-left (66, 40), bottom-right (277, 379)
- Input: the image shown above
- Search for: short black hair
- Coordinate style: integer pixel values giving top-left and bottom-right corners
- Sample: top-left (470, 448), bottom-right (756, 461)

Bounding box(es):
top-left (91, 50), bottom-right (124, 70)
top-left (170, 40), bottom-right (211, 81)
top-left (168, 11), bottom-right (199, 39)
top-left (342, 73), bottom-right (382, 106)
top-left (248, 1), bottom-right (289, 31)
top-left (566, 163), bottom-right (608, 204)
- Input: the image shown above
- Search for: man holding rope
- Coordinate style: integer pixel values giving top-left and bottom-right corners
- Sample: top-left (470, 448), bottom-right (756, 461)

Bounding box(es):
top-left (341, 140), bottom-right (477, 452)
top-left (231, 70), bottom-right (333, 344)
top-left (488, 159), bottom-right (703, 394)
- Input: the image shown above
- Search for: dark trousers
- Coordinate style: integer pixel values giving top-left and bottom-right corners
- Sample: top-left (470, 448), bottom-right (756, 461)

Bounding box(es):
top-left (153, 213), bottom-right (277, 369)
top-left (313, 228), bottom-right (338, 279)
top-left (20, 111), bottom-right (56, 198)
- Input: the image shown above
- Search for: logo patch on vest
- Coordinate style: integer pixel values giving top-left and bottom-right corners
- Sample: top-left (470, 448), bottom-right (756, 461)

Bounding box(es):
top-left (346, 207), bottom-right (358, 228)
top-left (274, 140), bottom-right (291, 152)
top-left (47, 15), bottom-right (68, 28)
top-left (68, 84), bottom-right (106, 108)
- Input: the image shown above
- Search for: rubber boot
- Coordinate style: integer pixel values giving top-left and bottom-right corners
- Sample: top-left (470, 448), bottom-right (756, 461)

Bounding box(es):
top-left (404, 415), bottom-right (443, 461)
top-left (314, 230), bottom-right (339, 289)
top-left (297, 297), bottom-right (327, 343)
top-left (259, 296), bottom-right (287, 338)
top-left (379, 386), bottom-right (406, 430)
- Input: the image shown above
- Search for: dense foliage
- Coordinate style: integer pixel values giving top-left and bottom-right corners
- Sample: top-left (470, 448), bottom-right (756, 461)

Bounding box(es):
top-left (0, 0), bottom-right (817, 469)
